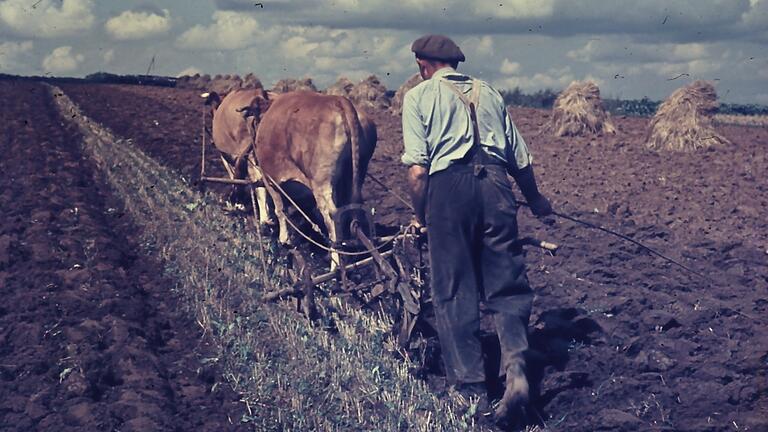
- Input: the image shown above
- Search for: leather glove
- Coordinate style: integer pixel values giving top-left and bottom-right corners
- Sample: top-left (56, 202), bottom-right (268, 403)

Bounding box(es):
top-left (511, 164), bottom-right (554, 219)
top-left (533, 204), bottom-right (556, 226)
top-left (528, 194), bottom-right (553, 217)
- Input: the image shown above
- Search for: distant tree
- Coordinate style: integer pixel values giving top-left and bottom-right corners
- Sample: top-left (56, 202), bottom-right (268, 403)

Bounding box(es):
top-left (501, 86), bottom-right (768, 117)
top-left (500, 87), bottom-right (558, 109)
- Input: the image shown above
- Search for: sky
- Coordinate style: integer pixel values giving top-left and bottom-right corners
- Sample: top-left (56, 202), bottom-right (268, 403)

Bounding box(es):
top-left (1, 0), bottom-right (767, 104)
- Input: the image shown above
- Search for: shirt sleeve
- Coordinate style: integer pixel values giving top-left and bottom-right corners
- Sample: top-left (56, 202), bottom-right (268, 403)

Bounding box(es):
top-left (503, 105), bottom-right (533, 170)
top-left (401, 90), bottom-right (430, 167)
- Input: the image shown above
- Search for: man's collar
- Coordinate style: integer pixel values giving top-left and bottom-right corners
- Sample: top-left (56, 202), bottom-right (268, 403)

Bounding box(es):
top-left (431, 67), bottom-right (457, 80)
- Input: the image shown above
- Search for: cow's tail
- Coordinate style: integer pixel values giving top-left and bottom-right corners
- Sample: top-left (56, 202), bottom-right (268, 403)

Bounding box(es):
top-left (340, 99), bottom-right (363, 205)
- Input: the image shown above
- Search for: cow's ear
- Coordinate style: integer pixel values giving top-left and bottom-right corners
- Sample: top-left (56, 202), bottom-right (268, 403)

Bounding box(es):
top-left (256, 97), bottom-right (272, 115)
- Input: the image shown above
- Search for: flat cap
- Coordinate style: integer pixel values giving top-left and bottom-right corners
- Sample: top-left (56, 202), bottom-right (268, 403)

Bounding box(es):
top-left (411, 34), bottom-right (465, 62)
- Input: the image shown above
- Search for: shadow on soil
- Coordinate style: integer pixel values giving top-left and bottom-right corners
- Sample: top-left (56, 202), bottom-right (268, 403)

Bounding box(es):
top-left (414, 306), bottom-right (602, 429)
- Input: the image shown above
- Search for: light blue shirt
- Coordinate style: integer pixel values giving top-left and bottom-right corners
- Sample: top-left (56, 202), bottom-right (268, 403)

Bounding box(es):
top-left (401, 67), bottom-right (532, 175)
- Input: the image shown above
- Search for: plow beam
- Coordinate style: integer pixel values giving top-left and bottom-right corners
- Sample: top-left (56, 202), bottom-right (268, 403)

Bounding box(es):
top-left (200, 176), bottom-right (257, 185)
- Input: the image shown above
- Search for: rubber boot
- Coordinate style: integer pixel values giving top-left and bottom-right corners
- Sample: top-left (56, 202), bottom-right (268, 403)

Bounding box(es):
top-left (494, 361), bottom-right (530, 427)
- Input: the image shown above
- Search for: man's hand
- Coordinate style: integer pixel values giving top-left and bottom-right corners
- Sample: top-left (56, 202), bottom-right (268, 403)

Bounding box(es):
top-left (408, 216), bottom-right (428, 235)
top-left (511, 164), bottom-right (555, 223)
top-left (528, 194), bottom-right (552, 217)
top-left (527, 194), bottom-right (555, 226)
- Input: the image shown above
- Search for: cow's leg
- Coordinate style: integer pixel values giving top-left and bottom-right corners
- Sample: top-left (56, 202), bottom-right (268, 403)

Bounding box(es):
top-left (220, 154), bottom-right (246, 207)
top-left (255, 187), bottom-right (272, 225)
top-left (264, 182), bottom-right (291, 245)
top-left (220, 154), bottom-right (236, 178)
top-left (246, 154), bottom-right (274, 226)
top-left (314, 186), bottom-right (340, 271)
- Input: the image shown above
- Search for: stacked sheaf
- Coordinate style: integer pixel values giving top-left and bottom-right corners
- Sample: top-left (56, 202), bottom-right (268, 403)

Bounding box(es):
top-left (270, 77), bottom-right (318, 93)
top-left (646, 80), bottom-right (728, 151)
top-left (176, 73), bottom-right (263, 95)
top-left (326, 75), bottom-right (391, 111)
top-left (389, 73), bottom-right (423, 116)
top-left (547, 81), bottom-right (616, 137)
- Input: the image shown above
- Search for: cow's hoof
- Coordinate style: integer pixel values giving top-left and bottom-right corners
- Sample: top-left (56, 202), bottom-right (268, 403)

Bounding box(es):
top-left (255, 224), bottom-right (273, 237)
top-left (223, 201), bottom-right (246, 214)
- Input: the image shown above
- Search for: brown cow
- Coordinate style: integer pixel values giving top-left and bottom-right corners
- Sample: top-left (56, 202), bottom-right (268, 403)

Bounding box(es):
top-left (205, 88), bottom-right (272, 224)
top-left (254, 91), bottom-right (376, 268)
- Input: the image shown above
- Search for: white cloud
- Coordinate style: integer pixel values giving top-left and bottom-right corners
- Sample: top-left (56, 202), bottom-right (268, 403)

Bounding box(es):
top-left (669, 44), bottom-right (710, 62)
top-left (0, 0), bottom-right (763, 104)
top-left (280, 36), bottom-right (319, 59)
top-left (685, 59), bottom-right (722, 75)
top-left (474, 0), bottom-right (555, 18)
top-left (102, 49), bottom-right (114, 65)
top-left (282, 27), bottom-right (378, 59)
top-left (220, 24), bottom-right (414, 91)
top-left (0, 0), bottom-right (94, 38)
top-left (742, 0), bottom-right (768, 26)
top-left (594, 57), bottom-right (723, 82)
top-left (371, 35), bottom-right (397, 58)
top-left (105, 9), bottom-right (171, 41)
top-left (582, 74), bottom-right (607, 90)
top-left (334, 0), bottom-right (361, 7)
top-left (268, 27), bottom-right (407, 76)
top-left (653, 58), bottom-right (724, 77)
top-left (176, 11), bottom-right (261, 50)
top-left (583, 37), bottom-right (727, 81)
top-left (313, 56), bottom-right (337, 71)
top-left (500, 58), bottom-right (521, 75)
top-left (493, 66), bottom-right (575, 91)
top-left (567, 39), bottom-right (716, 64)
top-left (42, 46), bottom-right (83, 74)
top-left (0, 40), bottom-right (34, 72)
top-left (216, 0), bottom-right (751, 41)
top-left (460, 35), bottom-right (494, 57)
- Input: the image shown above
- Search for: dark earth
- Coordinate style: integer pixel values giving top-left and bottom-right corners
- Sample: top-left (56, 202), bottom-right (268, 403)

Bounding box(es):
top-left (0, 81), bottom-right (245, 431)
top-left (2, 80), bottom-right (766, 431)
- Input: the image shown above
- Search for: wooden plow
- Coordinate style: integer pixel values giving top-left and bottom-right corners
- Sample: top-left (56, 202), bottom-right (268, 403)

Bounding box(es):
top-left (256, 197), bottom-right (559, 348)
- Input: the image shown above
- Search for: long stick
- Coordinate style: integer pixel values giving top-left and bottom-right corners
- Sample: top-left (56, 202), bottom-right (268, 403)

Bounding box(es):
top-left (311, 249), bottom-right (395, 285)
top-left (518, 200), bottom-right (710, 281)
top-left (366, 173), bottom-right (414, 210)
top-left (201, 105), bottom-right (206, 179)
top-left (201, 176), bottom-right (255, 185)
top-left (250, 186), bottom-right (271, 290)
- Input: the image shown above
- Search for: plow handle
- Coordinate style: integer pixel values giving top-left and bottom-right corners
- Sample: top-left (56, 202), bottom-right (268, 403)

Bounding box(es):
top-left (518, 237), bottom-right (559, 254)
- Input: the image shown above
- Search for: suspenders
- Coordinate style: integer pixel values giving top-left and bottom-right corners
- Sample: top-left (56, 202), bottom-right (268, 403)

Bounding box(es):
top-left (440, 76), bottom-right (481, 145)
top-left (439, 77), bottom-right (494, 165)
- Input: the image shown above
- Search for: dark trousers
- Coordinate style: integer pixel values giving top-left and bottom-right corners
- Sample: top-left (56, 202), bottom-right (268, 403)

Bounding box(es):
top-left (426, 162), bottom-right (533, 385)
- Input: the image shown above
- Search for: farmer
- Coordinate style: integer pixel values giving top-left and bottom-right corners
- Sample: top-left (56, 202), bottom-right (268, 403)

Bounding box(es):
top-left (401, 34), bottom-right (553, 424)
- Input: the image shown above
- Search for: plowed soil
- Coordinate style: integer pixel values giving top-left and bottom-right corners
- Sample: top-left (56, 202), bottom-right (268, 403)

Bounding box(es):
top-left (52, 82), bottom-right (768, 431)
top-left (0, 81), bottom-right (244, 431)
